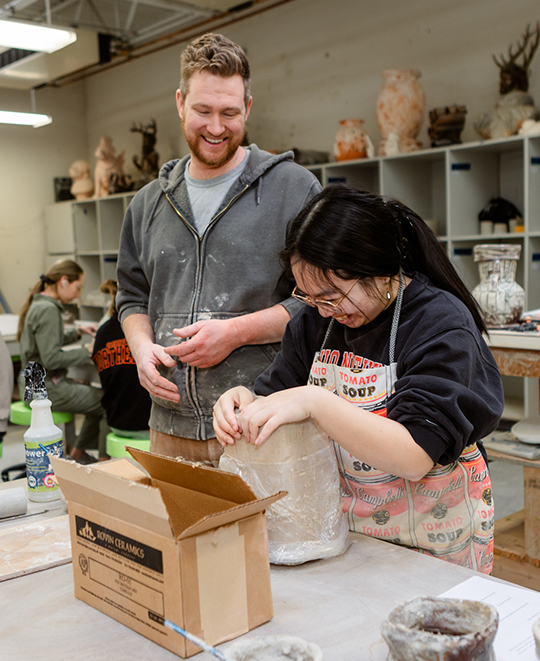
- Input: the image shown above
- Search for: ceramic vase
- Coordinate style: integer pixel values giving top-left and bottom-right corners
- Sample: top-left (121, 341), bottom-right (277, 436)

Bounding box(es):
top-left (382, 597), bottom-right (498, 661)
top-left (472, 244), bottom-right (525, 326)
top-left (334, 119), bottom-right (374, 161)
top-left (376, 69), bottom-right (426, 156)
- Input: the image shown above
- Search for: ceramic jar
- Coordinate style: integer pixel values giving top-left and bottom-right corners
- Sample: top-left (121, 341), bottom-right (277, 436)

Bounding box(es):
top-left (376, 69), bottom-right (426, 156)
top-left (472, 244), bottom-right (525, 326)
top-left (381, 597), bottom-right (498, 661)
top-left (334, 119), bottom-right (374, 161)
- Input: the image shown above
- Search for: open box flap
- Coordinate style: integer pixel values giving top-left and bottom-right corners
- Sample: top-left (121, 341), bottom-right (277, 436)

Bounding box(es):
top-left (128, 447), bottom-right (258, 503)
top-left (177, 491), bottom-right (287, 539)
top-left (51, 456), bottom-right (174, 538)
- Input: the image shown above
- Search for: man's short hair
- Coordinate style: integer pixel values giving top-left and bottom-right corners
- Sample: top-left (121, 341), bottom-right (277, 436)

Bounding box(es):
top-left (180, 33), bottom-right (251, 108)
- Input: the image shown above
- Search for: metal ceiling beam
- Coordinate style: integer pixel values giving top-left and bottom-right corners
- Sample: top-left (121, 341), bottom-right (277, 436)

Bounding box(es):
top-left (124, 0), bottom-right (138, 31)
top-left (0, 0), bottom-right (41, 19)
top-left (48, 0), bottom-right (298, 87)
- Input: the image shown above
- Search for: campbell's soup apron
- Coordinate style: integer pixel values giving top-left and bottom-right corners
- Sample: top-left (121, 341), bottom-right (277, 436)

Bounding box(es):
top-left (307, 282), bottom-right (494, 574)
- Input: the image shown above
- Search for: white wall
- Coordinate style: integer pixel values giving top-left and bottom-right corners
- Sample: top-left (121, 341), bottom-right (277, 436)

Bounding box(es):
top-left (0, 84), bottom-right (88, 313)
top-left (84, 0), bottom-right (540, 157)
top-left (2, 0), bottom-right (540, 311)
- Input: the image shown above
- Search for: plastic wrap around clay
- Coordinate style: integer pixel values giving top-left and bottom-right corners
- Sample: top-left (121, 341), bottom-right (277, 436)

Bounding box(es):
top-left (219, 419), bottom-right (350, 565)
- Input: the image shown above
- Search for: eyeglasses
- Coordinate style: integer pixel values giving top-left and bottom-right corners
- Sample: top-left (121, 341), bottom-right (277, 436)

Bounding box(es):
top-left (291, 278), bottom-right (360, 312)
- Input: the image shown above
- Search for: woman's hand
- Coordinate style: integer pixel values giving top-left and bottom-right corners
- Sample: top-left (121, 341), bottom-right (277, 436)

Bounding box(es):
top-left (79, 324), bottom-right (98, 337)
top-left (237, 386), bottom-right (320, 446)
top-left (213, 386), bottom-right (256, 446)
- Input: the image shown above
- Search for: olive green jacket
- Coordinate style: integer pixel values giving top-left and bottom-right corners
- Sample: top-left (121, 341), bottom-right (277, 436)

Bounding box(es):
top-left (19, 294), bottom-right (93, 385)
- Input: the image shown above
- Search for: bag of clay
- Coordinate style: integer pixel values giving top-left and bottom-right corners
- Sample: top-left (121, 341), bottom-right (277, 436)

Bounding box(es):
top-left (219, 419), bottom-right (350, 565)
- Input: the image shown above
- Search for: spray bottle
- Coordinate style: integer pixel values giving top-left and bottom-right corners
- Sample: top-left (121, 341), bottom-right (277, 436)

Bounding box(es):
top-left (21, 361), bottom-right (64, 502)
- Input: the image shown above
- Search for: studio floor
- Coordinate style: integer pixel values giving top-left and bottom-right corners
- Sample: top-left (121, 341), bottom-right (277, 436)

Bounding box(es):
top-left (0, 419), bottom-right (524, 518)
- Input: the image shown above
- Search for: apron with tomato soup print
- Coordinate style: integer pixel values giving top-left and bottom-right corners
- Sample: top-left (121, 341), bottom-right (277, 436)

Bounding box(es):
top-left (307, 281), bottom-right (494, 574)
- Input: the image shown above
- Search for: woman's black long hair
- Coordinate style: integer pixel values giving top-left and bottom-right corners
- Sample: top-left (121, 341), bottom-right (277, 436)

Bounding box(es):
top-left (281, 184), bottom-right (487, 334)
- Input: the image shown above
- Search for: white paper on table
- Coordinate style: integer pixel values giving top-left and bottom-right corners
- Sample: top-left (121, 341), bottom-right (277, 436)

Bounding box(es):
top-left (439, 576), bottom-right (540, 659)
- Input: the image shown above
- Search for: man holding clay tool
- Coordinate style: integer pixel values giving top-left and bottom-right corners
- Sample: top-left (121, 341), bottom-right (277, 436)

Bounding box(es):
top-left (117, 33), bottom-right (321, 464)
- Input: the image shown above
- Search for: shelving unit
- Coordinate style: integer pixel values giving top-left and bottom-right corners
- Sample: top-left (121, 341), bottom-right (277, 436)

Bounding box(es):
top-left (45, 192), bottom-right (134, 321)
top-left (308, 134), bottom-right (540, 420)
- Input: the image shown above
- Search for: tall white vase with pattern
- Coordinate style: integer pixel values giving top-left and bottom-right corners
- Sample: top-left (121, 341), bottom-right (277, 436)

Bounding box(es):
top-left (472, 244), bottom-right (525, 326)
top-left (376, 69), bottom-right (426, 156)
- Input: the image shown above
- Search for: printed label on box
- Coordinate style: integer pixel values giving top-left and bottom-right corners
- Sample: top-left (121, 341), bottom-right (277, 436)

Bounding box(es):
top-left (75, 515), bottom-right (163, 573)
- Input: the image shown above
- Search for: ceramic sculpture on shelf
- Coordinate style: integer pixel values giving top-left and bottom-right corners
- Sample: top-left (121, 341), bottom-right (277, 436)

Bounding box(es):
top-left (130, 119), bottom-right (159, 190)
top-left (68, 160), bottom-right (94, 200)
top-left (472, 244), bottom-right (525, 326)
top-left (333, 119), bottom-right (374, 161)
top-left (94, 135), bottom-right (125, 197)
top-left (376, 69), bottom-right (426, 156)
top-left (475, 23), bottom-right (540, 140)
top-left (428, 105), bottom-right (468, 147)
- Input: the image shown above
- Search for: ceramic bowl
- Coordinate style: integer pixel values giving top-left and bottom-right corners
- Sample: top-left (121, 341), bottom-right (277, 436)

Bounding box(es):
top-left (381, 596), bottom-right (498, 661)
top-left (225, 635), bottom-right (323, 661)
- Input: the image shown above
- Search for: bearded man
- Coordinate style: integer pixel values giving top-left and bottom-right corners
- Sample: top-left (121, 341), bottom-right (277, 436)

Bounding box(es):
top-left (116, 33), bottom-right (321, 462)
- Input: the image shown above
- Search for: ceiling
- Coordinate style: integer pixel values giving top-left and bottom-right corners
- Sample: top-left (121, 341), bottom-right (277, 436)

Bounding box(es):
top-left (0, 0), bottom-right (247, 50)
top-left (0, 0), bottom-right (294, 88)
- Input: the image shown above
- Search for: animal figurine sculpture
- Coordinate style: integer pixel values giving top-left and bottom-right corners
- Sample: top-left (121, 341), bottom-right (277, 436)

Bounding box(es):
top-left (94, 136), bottom-right (126, 197)
top-left (69, 160), bottom-right (94, 200)
top-left (130, 119), bottom-right (159, 190)
top-left (475, 23), bottom-right (540, 139)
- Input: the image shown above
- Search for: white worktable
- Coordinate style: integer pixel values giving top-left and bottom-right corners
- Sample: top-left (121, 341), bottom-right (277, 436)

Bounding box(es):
top-left (0, 530), bottom-right (510, 661)
top-left (485, 328), bottom-right (540, 351)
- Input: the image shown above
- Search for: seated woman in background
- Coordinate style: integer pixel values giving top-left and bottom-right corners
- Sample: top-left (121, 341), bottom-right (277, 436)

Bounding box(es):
top-left (92, 280), bottom-right (151, 440)
top-left (213, 184), bottom-right (504, 574)
top-left (17, 260), bottom-right (109, 463)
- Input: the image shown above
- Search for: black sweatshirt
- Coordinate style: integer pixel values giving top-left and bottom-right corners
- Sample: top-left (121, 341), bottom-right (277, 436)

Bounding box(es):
top-left (92, 313), bottom-right (152, 432)
top-left (255, 273), bottom-right (504, 466)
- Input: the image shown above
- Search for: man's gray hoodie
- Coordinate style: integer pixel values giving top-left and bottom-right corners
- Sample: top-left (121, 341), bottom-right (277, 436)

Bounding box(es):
top-left (116, 145), bottom-right (322, 440)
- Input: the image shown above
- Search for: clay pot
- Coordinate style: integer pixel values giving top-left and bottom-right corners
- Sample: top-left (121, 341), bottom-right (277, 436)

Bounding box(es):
top-left (377, 69), bottom-right (426, 156)
top-left (472, 244), bottom-right (525, 326)
top-left (334, 118), bottom-right (374, 161)
top-left (226, 635), bottom-right (323, 661)
top-left (381, 597), bottom-right (498, 661)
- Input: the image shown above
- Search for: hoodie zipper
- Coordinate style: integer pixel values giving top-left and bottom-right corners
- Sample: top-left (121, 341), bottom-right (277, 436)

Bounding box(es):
top-left (164, 184), bottom-right (250, 434)
top-left (165, 185), bottom-right (249, 241)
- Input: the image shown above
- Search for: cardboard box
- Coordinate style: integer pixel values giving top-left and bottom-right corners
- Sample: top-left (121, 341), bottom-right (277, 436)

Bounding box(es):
top-left (51, 449), bottom-right (286, 658)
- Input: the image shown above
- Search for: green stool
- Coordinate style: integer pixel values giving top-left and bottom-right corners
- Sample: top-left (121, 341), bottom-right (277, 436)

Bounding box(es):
top-left (9, 401), bottom-right (76, 447)
top-left (106, 432), bottom-right (150, 458)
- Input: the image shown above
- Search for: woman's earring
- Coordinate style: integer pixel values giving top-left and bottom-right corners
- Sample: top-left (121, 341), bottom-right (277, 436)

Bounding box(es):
top-left (386, 281), bottom-right (391, 301)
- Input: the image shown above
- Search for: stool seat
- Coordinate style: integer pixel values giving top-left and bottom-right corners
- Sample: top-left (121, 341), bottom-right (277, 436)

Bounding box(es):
top-left (9, 401), bottom-right (74, 426)
top-left (106, 432), bottom-right (150, 458)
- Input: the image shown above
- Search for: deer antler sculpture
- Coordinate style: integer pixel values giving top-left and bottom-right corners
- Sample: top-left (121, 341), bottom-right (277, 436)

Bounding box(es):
top-left (493, 22), bottom-right (540, 94)
top-left (475, 23), bottom-right (540, 139)
top-left (130, 119), bottom-right (159, 177)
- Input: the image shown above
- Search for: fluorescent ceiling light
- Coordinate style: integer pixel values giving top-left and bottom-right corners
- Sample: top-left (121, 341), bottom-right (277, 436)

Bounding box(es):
top-left (0, 19), bottom-right (76, 53)
top-left (0, 110), bottom-right (52, 128)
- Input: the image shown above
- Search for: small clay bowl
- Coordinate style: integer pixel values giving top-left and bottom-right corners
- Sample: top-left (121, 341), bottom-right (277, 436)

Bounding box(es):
top-left (381, 596), bottom-right (498, 661)
top-left (225, 635), bottom-right (323, 660)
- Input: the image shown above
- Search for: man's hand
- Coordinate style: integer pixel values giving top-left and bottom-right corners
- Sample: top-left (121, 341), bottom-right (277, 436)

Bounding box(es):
top-left (164, 319), bottom-right (240, 368)
top-left (134, 342), bottom-right (180, 403)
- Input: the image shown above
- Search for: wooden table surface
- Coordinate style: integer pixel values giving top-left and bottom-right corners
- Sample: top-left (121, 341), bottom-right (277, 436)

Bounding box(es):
top-left (0, 531), bottom-right (508, 661)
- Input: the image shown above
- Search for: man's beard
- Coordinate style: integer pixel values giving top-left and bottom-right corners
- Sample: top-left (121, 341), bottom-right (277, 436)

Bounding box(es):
top-left (182, 123), bottom-right (245, 168)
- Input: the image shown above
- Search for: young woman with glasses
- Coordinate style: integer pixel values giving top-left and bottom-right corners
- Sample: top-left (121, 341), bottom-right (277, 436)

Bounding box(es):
top-left (213, 184), bottom-right (504, 573)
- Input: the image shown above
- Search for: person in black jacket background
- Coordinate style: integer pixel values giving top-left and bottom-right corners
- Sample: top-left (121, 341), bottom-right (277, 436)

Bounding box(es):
top-left (92, 281), bottom-right (151, 446)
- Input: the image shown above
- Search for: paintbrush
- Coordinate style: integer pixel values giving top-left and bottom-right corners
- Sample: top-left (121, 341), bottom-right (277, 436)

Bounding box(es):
top-left (164, 620), bottom-right (233, 660)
